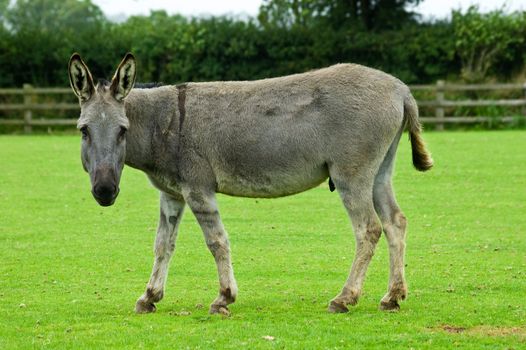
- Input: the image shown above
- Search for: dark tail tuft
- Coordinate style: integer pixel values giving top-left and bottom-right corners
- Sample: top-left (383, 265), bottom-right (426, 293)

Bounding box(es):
top-left (409, 132), bottom-right (433, 171)
top-left (404, 94), bottom-right (433, 171)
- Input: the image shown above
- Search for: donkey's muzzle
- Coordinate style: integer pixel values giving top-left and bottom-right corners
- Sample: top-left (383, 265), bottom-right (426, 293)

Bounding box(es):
top-left (92, 183), bottom-right (119, 206)
top-left (92, 166), bottom-right (119, 206)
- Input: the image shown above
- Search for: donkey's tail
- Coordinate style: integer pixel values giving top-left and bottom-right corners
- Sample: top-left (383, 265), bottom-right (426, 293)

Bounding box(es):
top-left (404, 93), bottom-right (433, 171)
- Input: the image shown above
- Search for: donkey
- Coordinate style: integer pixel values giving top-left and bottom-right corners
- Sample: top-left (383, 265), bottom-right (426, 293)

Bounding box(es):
top-left (68, 53), bottom-right (432, 315)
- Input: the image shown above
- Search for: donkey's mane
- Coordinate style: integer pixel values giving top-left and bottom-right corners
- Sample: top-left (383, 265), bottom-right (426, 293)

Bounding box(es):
top-left (96, 79), bottom-right (110, 92)
top-left (95, 79), bottom-right (163, 91)
top-left (134, 82), bottom-right (164, 89)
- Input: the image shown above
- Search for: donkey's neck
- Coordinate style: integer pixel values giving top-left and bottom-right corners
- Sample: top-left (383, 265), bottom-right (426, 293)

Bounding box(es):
top-left (123, 86), bottom-right (179, 173)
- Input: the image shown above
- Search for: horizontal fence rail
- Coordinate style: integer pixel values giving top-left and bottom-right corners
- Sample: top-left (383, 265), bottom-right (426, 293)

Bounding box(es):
top-left (0, 84), bottom-right (78, 133)
top-left (411, 80), bottom-right (526, 130)
top-left (1, 81), bottom-right (526, 132)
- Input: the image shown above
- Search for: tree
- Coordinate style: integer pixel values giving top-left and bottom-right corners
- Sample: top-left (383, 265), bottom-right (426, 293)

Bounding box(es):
top-left (0, 0), bottom-right (12, 85)
top-left (258, 0), bottom-right (423, 31)
top-left (453, 6), bottom-right (526, 82)
top-left (5, 0), bottom-right (105, 33)
top-left (0, 0), bottom-right (8, 24)
top-left (2, 0), bottom-right (110, 85)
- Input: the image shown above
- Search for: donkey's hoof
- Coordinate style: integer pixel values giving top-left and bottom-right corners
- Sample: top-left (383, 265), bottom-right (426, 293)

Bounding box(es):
top-left (379, 299), bottom-right (400, 312)
top-left (209, 304), bottom-right (230, 316)
top-left (135, 300), bottom-right (157, 314)
top-left (328, 300), bottom-right (349, 313)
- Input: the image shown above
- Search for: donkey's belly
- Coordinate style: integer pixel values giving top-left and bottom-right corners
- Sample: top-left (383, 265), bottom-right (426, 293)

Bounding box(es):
top-left (215, 164), bottom-right (329, 198)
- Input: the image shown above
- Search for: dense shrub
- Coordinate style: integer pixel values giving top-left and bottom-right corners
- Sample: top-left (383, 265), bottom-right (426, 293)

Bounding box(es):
top-left (0, 0), bottom-right (524, 87)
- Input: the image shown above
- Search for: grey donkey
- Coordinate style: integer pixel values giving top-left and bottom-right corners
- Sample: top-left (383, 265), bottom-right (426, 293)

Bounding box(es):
top-left (68, 53), bottom-right (433, 315)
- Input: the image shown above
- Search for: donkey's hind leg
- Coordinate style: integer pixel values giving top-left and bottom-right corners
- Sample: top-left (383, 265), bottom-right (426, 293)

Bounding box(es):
top-left (136, 192), bottom-right (185, 313)
top-left (328, 168), bottom-right (382, 313)
top-left (373, 131), bottom-right (408, 311)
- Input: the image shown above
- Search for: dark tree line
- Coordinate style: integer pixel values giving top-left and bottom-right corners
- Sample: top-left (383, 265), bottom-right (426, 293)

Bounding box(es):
top-left (258, 0), bottom-right (423, 30)
top-left (0, 0), bottom-right (525, 87)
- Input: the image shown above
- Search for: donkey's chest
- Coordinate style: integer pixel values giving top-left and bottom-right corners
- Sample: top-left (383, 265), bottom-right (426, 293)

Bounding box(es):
top-left (147, 172), bottom-right (182, 197)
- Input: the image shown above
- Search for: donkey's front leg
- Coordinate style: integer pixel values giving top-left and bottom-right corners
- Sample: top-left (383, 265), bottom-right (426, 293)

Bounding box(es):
top-left (184, 190), bottom-right (238, 316)
top-left (136, 192), bottom-right (185, 313)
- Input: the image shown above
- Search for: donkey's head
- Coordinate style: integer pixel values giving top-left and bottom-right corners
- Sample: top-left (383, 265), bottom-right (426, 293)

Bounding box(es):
top-left (68, 53), bottom-right (136, 206)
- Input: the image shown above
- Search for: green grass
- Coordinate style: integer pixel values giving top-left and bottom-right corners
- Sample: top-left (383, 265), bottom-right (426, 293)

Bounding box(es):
top-left (0, 131), bottom-right (525, 349)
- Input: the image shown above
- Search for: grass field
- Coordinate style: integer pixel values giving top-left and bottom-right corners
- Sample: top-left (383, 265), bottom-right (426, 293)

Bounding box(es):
top-left (0, 131), bottom-right (525, 349)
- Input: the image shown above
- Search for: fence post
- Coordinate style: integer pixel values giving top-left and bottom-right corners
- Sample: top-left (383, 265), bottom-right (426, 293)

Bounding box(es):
top-left (522, 82), bottom-right (526, 121)
top-left (435, 80), bottom-right (445, 131)
top-left (23, 84), bottom-right (33, 134)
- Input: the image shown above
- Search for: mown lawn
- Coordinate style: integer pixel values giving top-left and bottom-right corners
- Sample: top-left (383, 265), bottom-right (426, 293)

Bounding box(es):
top-left (0, 131), bottom-right (525, 349)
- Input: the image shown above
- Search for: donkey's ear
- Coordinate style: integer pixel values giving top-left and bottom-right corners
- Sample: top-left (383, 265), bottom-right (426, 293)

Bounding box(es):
top-left (110, 53), bottom-right (136, 101)
top-left (68, 53), bottom-right (95, 102)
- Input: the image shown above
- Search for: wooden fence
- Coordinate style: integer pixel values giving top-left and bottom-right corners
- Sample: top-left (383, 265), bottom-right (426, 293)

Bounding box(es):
top-left (1, 81), bottom-right (526, 133)
top-left (0, 84), bottom-right (78, 133)
top-left (412, 80), bottom-right (526, 130)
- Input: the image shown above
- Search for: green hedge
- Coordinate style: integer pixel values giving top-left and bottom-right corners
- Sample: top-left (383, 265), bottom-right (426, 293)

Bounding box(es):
top-left (0, 1), bottom-right (525, 87)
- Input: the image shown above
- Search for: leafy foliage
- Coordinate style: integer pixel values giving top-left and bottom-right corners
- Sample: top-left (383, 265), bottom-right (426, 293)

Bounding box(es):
top-left (258, 0), bottom-right (423, 30)
top-left (453, 6), bottom-right (526, 82)
top-left (0, 0), bottom-right (111, 85)
top-left (0, 0), bottom-right (524, 87)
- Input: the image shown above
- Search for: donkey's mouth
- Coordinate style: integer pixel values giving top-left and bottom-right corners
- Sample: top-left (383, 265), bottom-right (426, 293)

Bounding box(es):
top-left (92, 188), bottom-right (120, 207)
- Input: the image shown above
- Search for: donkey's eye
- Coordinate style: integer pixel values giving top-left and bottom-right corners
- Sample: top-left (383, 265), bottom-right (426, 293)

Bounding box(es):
top-left (118, 126), bottom-right (127, 141)
top-left (80, 126), bottom-right (89, 139)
